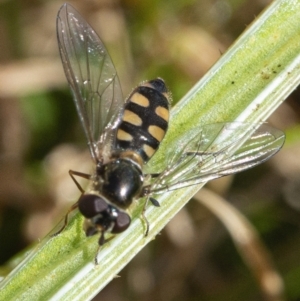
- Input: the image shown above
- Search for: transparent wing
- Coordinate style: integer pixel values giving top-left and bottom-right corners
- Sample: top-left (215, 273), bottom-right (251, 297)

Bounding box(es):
top-left (57, 4), bottom-right (123, 162)
top-left (145, 123), bottom-right (285, 194)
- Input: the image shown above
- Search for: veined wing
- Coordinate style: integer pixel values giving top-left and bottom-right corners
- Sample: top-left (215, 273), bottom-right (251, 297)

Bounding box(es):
top-left (146, 123), bottom-right (285, 194)
top-left (57, 4), bottom-right (123, 162)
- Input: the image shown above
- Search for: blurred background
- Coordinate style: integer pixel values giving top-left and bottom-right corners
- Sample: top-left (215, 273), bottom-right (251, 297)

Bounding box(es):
top-left (0, 0), bottom-right (300, 300)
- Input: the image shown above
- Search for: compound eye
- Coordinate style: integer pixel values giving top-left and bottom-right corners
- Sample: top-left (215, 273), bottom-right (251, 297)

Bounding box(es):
top-left (78, 194), bottom-right (108, 218)
top-left (111, 212), bottom-right (131, 234)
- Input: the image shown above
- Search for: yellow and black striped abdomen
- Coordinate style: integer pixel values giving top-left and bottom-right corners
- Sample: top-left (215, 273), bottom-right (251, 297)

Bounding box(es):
top-left (115, 78), bottom-right (170, 163)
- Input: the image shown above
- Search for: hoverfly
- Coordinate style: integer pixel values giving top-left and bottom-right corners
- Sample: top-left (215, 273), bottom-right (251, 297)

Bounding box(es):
top-left (55, 3), bottom-right (285, 264)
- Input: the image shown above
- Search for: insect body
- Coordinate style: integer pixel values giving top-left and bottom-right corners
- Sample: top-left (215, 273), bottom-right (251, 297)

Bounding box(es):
top-left (116, 79), bottom-right (169, 163)
top-left (56, 3), bottom-right (285, 263)
top-left (77, 78), bottom-right (170, 245)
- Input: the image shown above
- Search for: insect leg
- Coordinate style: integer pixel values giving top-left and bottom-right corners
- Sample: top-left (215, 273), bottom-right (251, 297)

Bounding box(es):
top-left (51, 201), bottom-right (79, 237)
top-left (69, 169), bottom-right (91, 193)
top-left (94, 233), bottom-right (115, 265)
top-left (51, 170), bottom-right (92, 237)
top-left (149, 197), bottom-right (160, 207)
top-left (142, 198), bottom-right (150, 236)
top-left (94, 231), bottom-right (105, 265)
top-left (141, 196), bottom-right (160, 236)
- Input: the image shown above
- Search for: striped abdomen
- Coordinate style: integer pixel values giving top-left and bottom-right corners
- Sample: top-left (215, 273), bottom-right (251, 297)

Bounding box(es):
top-left (115, 78), bottom-right (170, 163)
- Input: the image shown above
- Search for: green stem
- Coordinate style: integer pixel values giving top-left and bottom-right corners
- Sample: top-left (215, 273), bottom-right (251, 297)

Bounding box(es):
top-left (1, 1), bottom-right (300, 300)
